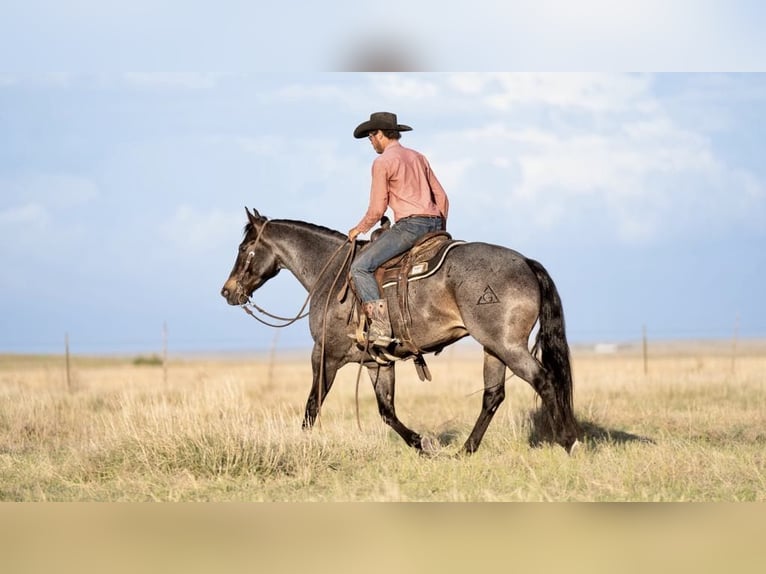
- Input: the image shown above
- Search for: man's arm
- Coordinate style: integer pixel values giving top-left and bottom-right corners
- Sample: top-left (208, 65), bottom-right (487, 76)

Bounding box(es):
top-left (352, 159), bottom-right (389, 235)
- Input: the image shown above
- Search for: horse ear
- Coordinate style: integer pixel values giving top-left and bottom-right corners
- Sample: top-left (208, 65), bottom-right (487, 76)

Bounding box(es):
top-left (246, 207), bottom-right (262, 226)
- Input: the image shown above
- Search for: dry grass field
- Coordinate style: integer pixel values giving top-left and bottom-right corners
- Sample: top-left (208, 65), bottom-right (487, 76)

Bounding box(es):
top-left (1, 340), bottom-right (764, 501)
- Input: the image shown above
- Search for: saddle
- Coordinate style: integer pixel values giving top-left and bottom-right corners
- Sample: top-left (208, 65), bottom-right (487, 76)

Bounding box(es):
top-left (346, 218), bottom-right (465, 377)
top-left (374, 231), bottom-right (456, 289)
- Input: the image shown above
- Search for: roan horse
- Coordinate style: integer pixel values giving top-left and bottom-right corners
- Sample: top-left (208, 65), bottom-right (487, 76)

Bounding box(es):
top-left (221, 208), bottom-right (579, 455)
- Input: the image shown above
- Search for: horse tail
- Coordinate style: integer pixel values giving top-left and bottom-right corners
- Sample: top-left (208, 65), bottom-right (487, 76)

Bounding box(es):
top-left (525, 258), bottom-right (578, 433)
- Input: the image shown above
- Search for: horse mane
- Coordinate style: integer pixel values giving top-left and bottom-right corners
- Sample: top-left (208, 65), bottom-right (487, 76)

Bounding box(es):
top-left (243, 218), bottom-right (346, 241)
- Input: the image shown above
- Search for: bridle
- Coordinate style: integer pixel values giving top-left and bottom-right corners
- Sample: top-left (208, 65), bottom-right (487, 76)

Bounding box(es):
top-left (235, 219), bottom-right (355, 328)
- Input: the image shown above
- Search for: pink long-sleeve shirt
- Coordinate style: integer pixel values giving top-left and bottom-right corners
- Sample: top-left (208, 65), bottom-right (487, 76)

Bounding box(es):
top-left (354, 141), bottom-right (449, 234)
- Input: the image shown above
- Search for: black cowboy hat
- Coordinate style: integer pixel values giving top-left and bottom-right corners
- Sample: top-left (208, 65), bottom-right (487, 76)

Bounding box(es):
top-left (353, 111), bottom-right (413, 139)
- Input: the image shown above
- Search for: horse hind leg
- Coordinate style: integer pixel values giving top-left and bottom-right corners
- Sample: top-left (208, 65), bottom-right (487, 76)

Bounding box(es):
top-left (496, 345), bottom-right (573, 451)
top-left (462, 349), bottom-right (507, 455)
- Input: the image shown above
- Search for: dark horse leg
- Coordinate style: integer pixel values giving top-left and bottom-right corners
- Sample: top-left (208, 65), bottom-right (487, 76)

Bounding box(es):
top-left (368, 364), bottom-right (427, 451)
top-left (462, 349), bottom-right (507, 454)
top-left (302, 344), bottom-right (342, 429)
top-left (496, 344), bottom-right (576, 451)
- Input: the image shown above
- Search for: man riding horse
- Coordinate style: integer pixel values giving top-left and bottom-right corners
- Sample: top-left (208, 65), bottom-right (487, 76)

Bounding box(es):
top-left (220, 113), bottom-right (580, 454)
top-left (347, 112), bottom-right (450, 347)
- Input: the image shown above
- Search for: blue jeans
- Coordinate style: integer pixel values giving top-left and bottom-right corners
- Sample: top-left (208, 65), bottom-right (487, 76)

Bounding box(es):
top-left (350, 216), bottom-right (445, 302)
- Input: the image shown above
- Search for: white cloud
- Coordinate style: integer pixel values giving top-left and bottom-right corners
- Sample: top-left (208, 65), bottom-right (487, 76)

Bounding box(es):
top-left (429, 157), bottom-right (476, 191)
top-left (271, 83), bottom-right (353, 103)
top-left (0, 203), bottom-right (49, 227)
top-left (413, 73), bottom-right (766, 244)
top-left (483, 73), bottom-right (655, 113)
top-left (0, 174), bottom-right (99, 208)
top-left (0, 174), bottom-right (101, 260)
top-left (503, 124), bottom-right (747, 241)
top-left (162, 206), bottom-right (244, 254)
top-left (267, 75), bottom-right (441, 110)
top-left (368, 73), bottom-right (440, 100)
top-left (122, 73), bottom-right (220, 90)
top-left (447, 73), bottom-right (488, 95)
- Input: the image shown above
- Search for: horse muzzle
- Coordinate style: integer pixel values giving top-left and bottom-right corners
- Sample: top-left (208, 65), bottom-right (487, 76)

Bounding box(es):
top-left (220, 279), bottom-right (248, 306)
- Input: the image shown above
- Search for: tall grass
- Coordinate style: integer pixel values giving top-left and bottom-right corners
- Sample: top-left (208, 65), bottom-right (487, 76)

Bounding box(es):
top-left (0, 343), bottom-right (764, 501)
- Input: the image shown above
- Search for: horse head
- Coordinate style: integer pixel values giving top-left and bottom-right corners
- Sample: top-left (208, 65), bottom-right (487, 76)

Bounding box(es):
top-left (220, 207), bottom-right (281, 306)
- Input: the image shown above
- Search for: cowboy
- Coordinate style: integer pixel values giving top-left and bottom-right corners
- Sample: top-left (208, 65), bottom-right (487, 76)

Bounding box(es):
top-left (348, 111), bottom-right (449, 347)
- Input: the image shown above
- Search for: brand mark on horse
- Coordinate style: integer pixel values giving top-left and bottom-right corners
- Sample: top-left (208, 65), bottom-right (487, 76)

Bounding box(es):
top-left (477, 286), bottom-right (500, 305)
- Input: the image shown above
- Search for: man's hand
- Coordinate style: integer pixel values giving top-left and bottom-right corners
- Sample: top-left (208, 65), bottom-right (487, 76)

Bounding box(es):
top-left (347, 227), bottom-right (360, 242)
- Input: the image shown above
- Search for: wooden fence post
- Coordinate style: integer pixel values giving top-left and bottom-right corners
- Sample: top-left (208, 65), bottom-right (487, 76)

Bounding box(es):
top-left (65, 332), bottom-right (72, 392)
top-left (642, 325), bottom-right (648, 376)
top-left (268, 330), bottom-right (279, 387)
top-left (731, 314), bottom-right (739, 375)
top-left (162, 321), bottom-right (168, 385)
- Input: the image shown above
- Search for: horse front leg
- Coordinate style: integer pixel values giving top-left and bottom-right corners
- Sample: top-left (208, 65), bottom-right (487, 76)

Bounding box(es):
top-left (368, 364), bottom-right (431, 452)
top-left (302, 344), bottom-right (341, 429)
top-left (462, 349), bottom-right (507, 455)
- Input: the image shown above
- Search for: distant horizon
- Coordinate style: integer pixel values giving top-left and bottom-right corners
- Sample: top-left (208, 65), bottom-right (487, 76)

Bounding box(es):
top-left (5, 333), bottom-right (763, 360)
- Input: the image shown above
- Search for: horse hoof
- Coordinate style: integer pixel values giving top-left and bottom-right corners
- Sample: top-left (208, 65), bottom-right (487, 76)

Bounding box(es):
top-left (420, 436), bottom-right (440, 456)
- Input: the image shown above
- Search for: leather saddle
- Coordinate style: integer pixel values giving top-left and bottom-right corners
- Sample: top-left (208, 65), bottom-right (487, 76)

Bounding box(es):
top-left (375, 231), bottom-right (455, 285)
top-left (346, 218), bottom-right (464, 376)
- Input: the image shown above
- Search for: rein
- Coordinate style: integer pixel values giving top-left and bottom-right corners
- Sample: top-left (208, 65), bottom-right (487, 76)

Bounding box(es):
top-left (238, 220), bottom-right (354, 328)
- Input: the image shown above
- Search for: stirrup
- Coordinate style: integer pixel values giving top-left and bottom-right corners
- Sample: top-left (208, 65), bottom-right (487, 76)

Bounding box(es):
top-left (368, 345), bottom-right (398, 365)
top-left (370, 334), bottom-right (395, 347)
top-left (347, 332), bottom-right (396, 348)
top-left (346, 332), bottom-right (395, 344)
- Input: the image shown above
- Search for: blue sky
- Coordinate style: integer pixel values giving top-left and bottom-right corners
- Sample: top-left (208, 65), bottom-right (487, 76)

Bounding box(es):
top-left (1, 73), bottom-right (765, 354)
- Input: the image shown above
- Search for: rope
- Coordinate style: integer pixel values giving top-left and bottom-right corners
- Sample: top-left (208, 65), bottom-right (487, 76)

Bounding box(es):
top-left (241, 300), bottom-right (310, 327)
top-left (315, 242), bottom-right (357, 427)
top-left (239, 223), bottom-right (352, 328)
top-left (353, 338), bottom-right (373, 432)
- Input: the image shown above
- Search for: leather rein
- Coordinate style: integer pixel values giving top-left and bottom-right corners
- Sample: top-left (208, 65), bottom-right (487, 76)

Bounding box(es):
top-left (237, 220), bottom-right (356, 328)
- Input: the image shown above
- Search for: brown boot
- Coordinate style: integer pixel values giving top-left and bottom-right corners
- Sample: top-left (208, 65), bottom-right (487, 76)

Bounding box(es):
top-left (362, 299), bottom-right (393, 347)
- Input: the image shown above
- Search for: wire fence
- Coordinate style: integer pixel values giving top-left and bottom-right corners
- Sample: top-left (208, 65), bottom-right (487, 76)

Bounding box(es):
top-left (2, 310), bottom-right (763, 360)
top-left (3, 318), bottom-right (763, 394)
top-left (3, 323), bottom-right (764, 354)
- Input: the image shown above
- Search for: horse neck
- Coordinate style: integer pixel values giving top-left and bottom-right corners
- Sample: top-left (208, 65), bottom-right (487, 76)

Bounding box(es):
top-left (267, 220), bottom-right (347, 291)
